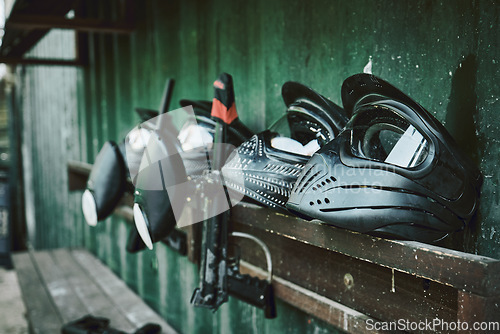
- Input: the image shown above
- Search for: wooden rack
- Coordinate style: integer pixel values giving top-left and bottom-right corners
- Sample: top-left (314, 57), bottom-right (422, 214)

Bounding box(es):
top-left (68, 160), bottom-right (500, 333)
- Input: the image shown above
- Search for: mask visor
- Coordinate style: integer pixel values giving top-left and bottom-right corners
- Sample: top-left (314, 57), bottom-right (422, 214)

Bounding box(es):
top-left (350, 105), bottom-right (429, 168)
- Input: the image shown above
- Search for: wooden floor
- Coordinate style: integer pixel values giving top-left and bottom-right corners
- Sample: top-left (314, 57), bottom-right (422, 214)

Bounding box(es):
top-left (13, 248), bottom-right (177, 334)
top-left (0, 267), bottom-right (28, 334)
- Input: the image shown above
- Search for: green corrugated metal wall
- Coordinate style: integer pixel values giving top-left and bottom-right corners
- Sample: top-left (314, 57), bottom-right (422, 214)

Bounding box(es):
top-left (14, 0), bottom-right (500, 333)
top-left (19, 29), bottom-right (83, 248)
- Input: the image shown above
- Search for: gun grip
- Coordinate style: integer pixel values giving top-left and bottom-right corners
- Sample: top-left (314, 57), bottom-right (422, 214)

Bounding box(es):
top-left (264, 283), bottom-right (277, 319)
top-left (227, 270), bottom-right (277, 319)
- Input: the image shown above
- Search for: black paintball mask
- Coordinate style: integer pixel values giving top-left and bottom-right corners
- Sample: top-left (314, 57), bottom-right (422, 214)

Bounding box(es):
top-left (221, 82), bottom-right (349, 213)
top-left (287, 74), bottom-right (482, 242)
top-left (132, 100), bottom-right (254, 249)
top-left (82, 108), bottom-right (157, 227)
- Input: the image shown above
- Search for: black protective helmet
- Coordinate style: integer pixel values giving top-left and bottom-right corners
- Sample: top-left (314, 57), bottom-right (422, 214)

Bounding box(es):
top-left (286, 74), bottom-right (482, 242)
top-left (132, 100), bottom-right (254, 248)
top-left (82, 141), bottom-right (128, 226)
top-left (221, 82), bottom-right (349, 213)
top-left (81, 108), bottom-right (157, 227)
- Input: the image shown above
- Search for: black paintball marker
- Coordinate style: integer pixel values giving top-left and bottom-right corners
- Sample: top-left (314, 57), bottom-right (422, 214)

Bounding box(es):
top-left (190, 73), bottom-right (276, 318)
top-left (126, 78), bottom-right (190, 254)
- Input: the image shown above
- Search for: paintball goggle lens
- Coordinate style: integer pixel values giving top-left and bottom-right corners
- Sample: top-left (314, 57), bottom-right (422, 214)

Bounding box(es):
top-left (267, 110), bottom-right (327, 157)
top-left (349, 104), bottom-right (430, 168)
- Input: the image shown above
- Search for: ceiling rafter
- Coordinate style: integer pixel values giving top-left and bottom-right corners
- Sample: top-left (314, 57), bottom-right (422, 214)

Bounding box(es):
top-left (0, 0), bottom-right (135, 66)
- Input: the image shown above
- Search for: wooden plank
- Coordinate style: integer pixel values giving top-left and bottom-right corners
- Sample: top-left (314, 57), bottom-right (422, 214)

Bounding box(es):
top-left (113, 204), bottom-right (134, 220)
top-left (71, 248), bottom-right (177, 334)
top-left (0, 0), bottom-right (133, 60)
top-left (67, 160), bottom-right (93, 177)
top-left (50, 248), bottom-right (137, 332)
top-left (0, 0), bottom-right (75, 58)
top-left (234, 222), bottom-right (457, 324)
top-left (6, 14), bottom-right (134, 34)
top-left (457, 291), bottom-right (500, 326)
top-left (232, 203), bottom-right (500, 297)
top-left (240, 261), bottom-right (383, 334)
top-left (67, 160), bottom-right (92, 191)
top-left (67, 160), bottom-right (500, 299)
top-left (0, 29), bottom-right (50, 58)
top-left (12, 252), bottom-right (63, 334)
top-left (0, 57), bottom-right (82, 66)
top-left (31, 250), bottom-right (88, 323)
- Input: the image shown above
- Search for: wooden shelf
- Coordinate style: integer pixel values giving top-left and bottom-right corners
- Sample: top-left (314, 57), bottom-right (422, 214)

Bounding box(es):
top-left (232, 203), bottom-right (500, 297)
top-left (67, 160), bottom-right (500, 330)
top-left (231, 203), bottom-right (500, 326)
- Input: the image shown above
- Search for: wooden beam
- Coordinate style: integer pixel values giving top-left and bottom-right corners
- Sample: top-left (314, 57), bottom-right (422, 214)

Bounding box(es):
top-left (235, 220), bottom-right (458, 324)
top-left (231, 203), bottom-right (500, 297)
top-left (240, 261), bottom-right (383, 334)
top-left (12, 252), bottom-right (64, 333)
top-left (0, 0), bottom-right (76, 58)
top-left (71, 249), bottom-right (178, 333)
top-left (0, 57), bottom-right (83, 66)
top-left (66, 160), bottom-right (500, 297)
top-left (0, 29), bottom-right (52, 58)
top-left (457, 291), bottom-right (500, 325)
top-left (67, 160), bottom-right (92, 190)
top-left (6, 14), bottom-right (134, 34)
top-left (14, 249), bottom-right (178, 333)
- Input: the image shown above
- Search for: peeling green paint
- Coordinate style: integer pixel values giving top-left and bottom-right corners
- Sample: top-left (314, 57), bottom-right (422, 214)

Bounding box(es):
top-left (12, 0), bottom-right (500, 332)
